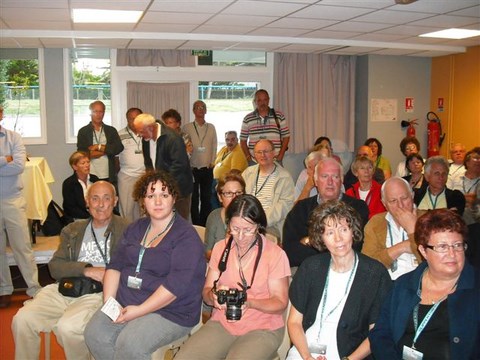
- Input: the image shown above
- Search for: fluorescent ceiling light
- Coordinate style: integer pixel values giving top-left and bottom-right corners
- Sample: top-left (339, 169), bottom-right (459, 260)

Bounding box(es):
top-left (419, 28), bottom-right (480, 40)
top-left (72, 9), bottom-right (142, 23)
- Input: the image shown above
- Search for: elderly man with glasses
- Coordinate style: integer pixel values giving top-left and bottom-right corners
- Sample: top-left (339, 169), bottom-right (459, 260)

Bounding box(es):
top-left (242, 139), bottom-right (294, 242)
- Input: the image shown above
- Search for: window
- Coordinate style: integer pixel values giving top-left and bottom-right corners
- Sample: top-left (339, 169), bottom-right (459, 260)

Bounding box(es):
top-left (198, 81), bottom-right (259, 150)
top-left (65, 48), bottom-right (111, 143)
top-left (0, 49), bottom-right (46, 144)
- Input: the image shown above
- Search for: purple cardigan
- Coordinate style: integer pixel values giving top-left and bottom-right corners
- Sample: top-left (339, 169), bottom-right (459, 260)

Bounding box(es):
top-left (107, 215), bottom-right (206, 327)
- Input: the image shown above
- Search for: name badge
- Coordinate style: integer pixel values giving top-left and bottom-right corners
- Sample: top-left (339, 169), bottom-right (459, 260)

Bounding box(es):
top-left (403, 345), bottom-right (423, 360)
top-left (127, 275), bottom-right (142, 289)
top-left (309, 344), bottom-right (327, 355)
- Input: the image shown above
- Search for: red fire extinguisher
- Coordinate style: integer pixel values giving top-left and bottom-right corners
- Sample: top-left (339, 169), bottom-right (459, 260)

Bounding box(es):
top-left (401, 119), bottom-right (418, 137)
top-left (426, 111), bottom-right (445, 158)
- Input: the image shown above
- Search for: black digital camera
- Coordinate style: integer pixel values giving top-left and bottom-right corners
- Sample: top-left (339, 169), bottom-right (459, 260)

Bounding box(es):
top-left (216, 288), bottom-right (247, 321)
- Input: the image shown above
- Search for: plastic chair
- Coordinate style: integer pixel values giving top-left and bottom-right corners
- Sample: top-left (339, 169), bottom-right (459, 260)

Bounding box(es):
top-left (192, 225), bottom-right (206, 243)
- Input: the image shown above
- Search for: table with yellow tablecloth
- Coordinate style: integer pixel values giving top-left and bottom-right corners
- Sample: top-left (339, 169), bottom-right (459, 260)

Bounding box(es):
top-left (21, 156), bottom-right (54, 223)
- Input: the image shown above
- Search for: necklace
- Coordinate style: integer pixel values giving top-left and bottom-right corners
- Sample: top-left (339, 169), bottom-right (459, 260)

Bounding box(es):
top-left (142, 213), bottom-right (176, 248)
top-left (254, 164), bottom-right (277, 196)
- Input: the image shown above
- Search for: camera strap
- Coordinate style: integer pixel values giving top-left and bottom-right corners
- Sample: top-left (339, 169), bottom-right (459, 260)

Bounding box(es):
top-left (214, 234), bottom-right (263, 291)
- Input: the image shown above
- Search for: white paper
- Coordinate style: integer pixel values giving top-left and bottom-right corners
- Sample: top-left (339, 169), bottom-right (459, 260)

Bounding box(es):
top-left (101, 296), bottom-right (123, 321)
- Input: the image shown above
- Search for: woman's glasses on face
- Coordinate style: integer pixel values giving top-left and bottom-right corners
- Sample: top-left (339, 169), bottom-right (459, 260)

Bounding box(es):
top-left (221, 191), bottom-right (243, 198)
top-left (229, 226), bottom-right (257, 237)
top-left (425, 242), bottom-right (467, 253)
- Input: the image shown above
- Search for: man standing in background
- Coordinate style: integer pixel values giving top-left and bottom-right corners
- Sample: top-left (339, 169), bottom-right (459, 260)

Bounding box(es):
top-left (240, 89), bottom-right (290, 165)
top-left (182, 100), bottom-right (217, 226)
top-left (117, 107), bottom-right (145, 222)
top-left (77, 101), bottom-right (124, 185)
top-left (0, 105), bottom-right (41, 308)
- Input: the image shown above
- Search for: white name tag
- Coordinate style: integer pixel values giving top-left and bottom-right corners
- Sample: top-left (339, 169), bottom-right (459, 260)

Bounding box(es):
top-left (403, 345), bottom-right (423, 360)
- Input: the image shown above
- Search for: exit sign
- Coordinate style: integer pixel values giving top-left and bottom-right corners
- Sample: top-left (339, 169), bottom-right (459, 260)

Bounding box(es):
top-left (191, 50), bottom-right (212, 57)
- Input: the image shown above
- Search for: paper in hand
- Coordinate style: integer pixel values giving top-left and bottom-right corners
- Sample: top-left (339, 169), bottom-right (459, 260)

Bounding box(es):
top-left (101, 296), bottom-right (123, 321)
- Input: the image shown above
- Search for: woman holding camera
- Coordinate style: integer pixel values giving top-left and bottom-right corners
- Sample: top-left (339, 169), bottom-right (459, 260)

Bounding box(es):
top-left (176, 194), bottom-right (291, 360)
top-left (287, 201), bottom-right (392, 360)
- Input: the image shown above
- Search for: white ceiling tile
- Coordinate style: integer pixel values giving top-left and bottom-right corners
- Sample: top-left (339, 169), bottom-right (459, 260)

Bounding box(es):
top-left (448, 5), bottom-right (480, 17)
top-left (1, 0), bottom-right (69, 8)
top-left (354, 9), bottom-right (433, 24)
top-left (324, 21), bottom-right (391, 32)
top-left (73, 23), bottom-right (137, 31)
top-left (141, 11), bottom-right (211, 24)
top-left (389, 0), bottom-right (480, 14)
top-left (2, 20), bottom-right (73, 31)
top-left (318, 0), bottom-right (393, 10)
top-left (178, 40), bottom-right (239, 50)
top-left (1, 8), bottom-right (70, 21)
top-left (409, 14), bottom-right (479, 28)
top-left (135, 23), bottom-right (198, 33)
top-left (71, 0), bottom-right (150, 11)
top-left (352, 33), bottom-right (410, 42)
top-left (148, 1), bottom-right (233, 13)
top-left (303, 30), bottom-right (362, 39)
top-left (248, 27), bottom-right (308, 37)
top-left (222, 0), bottom-right (306, 16)
top-left (266, 17), bottom-right (338, 30)
top-left (206, 14), bottom-right (278, 26)
top-left (291, 4), bottom-right (375, 20)
top-left (193, 24), bottom-right (256, 35)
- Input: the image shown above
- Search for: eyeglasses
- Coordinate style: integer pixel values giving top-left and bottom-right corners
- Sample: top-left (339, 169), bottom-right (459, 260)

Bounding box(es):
top-left (424, 242), bottom-right (467, 253)
top-left (230, 226), bottom-right (257, 236)
top-left (194, 105), bottom-right (206, 110)
top-left (405, 146), bottom-right (417, 151)
top-left (469, 156), bottom-right (480, 162)
top-left (254, 150), bottom-right (273, 155)
top-left (221, 191), bottom-right (243, 198)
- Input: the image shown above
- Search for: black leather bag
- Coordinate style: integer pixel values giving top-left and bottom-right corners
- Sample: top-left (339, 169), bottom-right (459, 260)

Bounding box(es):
top-left (42, 201), bottom-right (69, 236)
top-left (58, 277), bottom-right (103, 298)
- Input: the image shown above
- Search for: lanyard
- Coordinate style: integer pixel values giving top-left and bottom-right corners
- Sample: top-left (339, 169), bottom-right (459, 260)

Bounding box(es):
top-left (126, 127), bottom-right (141, 152)
top-left (411, 302), bottom-right (443, 349)
top-left (317, 254), bottom-right (358, 342)
top-left (135, 214), bottom-right (176, 275)
top-left (90, 221), bottom-right (110, 264)
top-left (412, 269), bottom-right (455, 349)
top-left (221, 148), bottom-right (231, 161)
top-left (427, 188), bottom-right (444, 209)
top-left (236, 238), bottom-right (259, 289)
top-left (254, 165), bottom-right (277, 196)
top-left (387, 223), bottom-right (406, 247)
top-left (193, 122), bottom-right (208, 146)
top-left (93, 125), bottom-right (104, 145)
top-left (463, 177), bottom-right (480, 194)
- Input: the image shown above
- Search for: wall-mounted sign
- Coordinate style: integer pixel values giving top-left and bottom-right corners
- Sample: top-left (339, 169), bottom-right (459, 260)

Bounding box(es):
top-left (405, 97), bottom-right (414, 113)
top-left (437, 97), bottom-right (444, 112)
top-left (371, 98), bottom-right (398, 122)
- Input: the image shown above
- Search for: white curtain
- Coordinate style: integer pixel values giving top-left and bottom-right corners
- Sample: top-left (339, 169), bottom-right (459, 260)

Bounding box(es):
top-left (127, 82), bottom-right (190, 121)
top-left (117, 49), bottom-right (195, 67)
top-left (274, 53), bottom-right (356, 154)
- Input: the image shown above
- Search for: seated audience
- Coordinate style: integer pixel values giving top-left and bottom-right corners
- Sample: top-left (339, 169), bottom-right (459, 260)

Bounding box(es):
top-left (287, 201), bottom-right (391, 360)
top-left (459, 147), bottom-right (480, 225)
top-left (243, 139), bottom-right (294, 241)
top-left (402, 153), bottom-right (427, 192)
top-left (447, 143), bottom-right (466, 190)
top-left (365, 137), bottom-right (392, 179)
top-left (313, 136), bottom-right (342, 165)
top-left (62, 151), bottom-right (98, 223)
top-left (294, 149), bottom-right (329, 203)
top-left (362, 177), bottom-right (423, 280)
top-left (84, 171), bottom-right (206, 359)
top-left (370, 209), bottom-right (479, 359)
top-left (176, 195), bottom-right (291, 360)
top-left (205, 171), bottom-right (245, 259)
top-left (283, 157), bottom-right (369, 268)
top-left (414, 156), bottom-right (465, 215)
top-left (343, 145), bottom-right (384, 191)
top-left (345, 156), bottom-right (386, 219)
top-left (395, 136), bottom-right (420, 177)
top-left (12, 181), bottom-right (128, 360)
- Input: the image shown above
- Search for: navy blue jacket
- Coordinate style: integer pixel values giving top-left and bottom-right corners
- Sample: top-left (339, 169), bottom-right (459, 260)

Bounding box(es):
top-left (370, 261), bottom-right (480, 360)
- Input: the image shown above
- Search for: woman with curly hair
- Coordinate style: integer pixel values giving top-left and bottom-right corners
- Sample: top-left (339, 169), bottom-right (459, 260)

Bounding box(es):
top-left (85, 170), bottom-right (206, 359)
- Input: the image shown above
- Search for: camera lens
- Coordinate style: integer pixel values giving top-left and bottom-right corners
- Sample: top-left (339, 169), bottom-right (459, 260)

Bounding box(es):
top-left (226, 305), bottom-right (242, 321)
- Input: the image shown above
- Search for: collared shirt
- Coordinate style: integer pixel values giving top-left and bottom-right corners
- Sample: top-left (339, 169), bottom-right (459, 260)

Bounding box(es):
top-left (385, 212), bottom-right (418, 280)
top-left (182, 120), bottom-right (217, 168)
top-left (148, 123), bottom-right (161, 166)
top-left (118, 126), bottom-right (145, 177)
top-left (418, 187), bottom-right (447, 210)
top-left (447, 163), bottom-right (466, 191)
top-left (0, 126), bottom-right (26, 199)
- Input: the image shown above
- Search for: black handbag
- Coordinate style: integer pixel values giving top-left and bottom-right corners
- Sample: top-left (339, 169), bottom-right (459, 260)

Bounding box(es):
top-left (42, 201), bottom-right (70, 236)
top-left (58, 277), bottom-right (103, 297)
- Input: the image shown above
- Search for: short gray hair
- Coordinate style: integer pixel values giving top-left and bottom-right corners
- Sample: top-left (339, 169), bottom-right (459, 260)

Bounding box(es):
top-left (424, 156), bottom-right (449, 175)
top-left (381, 176), bottom-right (413, 203)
